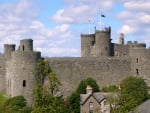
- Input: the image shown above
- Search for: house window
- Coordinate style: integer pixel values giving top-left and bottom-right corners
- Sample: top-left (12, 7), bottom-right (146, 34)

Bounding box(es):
top-left (23, 80), bottom-right (26, 87)
top-left (89, 102), bottom-right (93, 110)
top-left (89, 110), bottom-right (93, 113)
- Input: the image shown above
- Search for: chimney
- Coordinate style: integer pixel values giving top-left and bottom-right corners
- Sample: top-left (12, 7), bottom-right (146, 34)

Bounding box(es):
top-left (86, 85), bottom-right (93, 94)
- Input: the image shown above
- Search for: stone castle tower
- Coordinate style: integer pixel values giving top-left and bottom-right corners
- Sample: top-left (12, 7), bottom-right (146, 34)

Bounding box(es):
top-left (81, 27), bottom-right (111, 57)
top-left (0, 27), bottom-right (150, 105)
top-left (0, 39), bottom-right (41, 105)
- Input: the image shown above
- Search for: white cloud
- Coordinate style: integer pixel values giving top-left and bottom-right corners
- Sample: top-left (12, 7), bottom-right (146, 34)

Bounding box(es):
top-left (119, 25), bottom-right (136, 35)
top-left (0, 0), bottom-right (80, 56)
top-left (139, 14), bottom-right (150, 24)
top-left (52, 9), bottom-right (73, 23)
top-left (124, 1), bottom-right (150, 12)
top-left (52, 0), bottom-right (113, 24)
top-left (116, 0), bottom-right (150, 45)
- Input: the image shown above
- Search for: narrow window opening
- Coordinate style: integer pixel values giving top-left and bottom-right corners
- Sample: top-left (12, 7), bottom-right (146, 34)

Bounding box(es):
top-left (91, 41), bottom-right (95, 46)
top-left (136, 69), bottom-right (139, 75)
top-left (8, 79), bottom-right (9, 87)
top-left (105, 47), bottom-right (108, 51)
top-left (23, 45), bottom-right (24, 51)
top-left (136, 58), bottom-right (139, 63)
top-left (10, 79), bottom-right (11, 87)
top-left (23, 80), bottom-right (26, 87)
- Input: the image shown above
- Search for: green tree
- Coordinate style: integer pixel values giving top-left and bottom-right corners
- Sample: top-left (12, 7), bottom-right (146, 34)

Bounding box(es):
top-left (68, 77), bottom-right (100, 113)
top-left (34, 59), bottom-right (51, 85)
top-left (0, 96), bottom-right (30, 113)
top-left (32, 59), bottom-right (68, 113)
top-left (48, 72), bottom-right (61, 96)
top-left (114, 76), bottom-right (150, 113)
top-left (32, 81), bottom-right (68, 113)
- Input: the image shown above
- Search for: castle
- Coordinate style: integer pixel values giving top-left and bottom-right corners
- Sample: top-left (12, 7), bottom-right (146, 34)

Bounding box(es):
top-left (0, 27), bottom-right (150, 105)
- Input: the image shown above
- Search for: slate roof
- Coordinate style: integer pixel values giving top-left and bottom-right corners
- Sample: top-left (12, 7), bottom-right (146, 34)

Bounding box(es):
top-left (80, 92), bottom-right (111, 105)
top-left (134, 99), bottom-right (150, 113)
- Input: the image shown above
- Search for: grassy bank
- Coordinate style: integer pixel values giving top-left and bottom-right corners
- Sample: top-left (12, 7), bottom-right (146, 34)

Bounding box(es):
top-left (0, 93), bottom-right (8, 105)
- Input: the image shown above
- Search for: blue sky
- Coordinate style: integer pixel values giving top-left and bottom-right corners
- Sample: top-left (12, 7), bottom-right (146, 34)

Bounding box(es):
top-left (0, 0), bottom-right (150, 57)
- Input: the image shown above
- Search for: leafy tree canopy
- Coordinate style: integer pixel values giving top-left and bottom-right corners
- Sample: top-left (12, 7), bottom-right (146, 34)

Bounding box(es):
top-left (32, 59), bottom-right (68, 113)
top-left (76, 77), bottom-right (100, 94)
top-left (113, 76), bottom-right (150, 113)
top-left (0, 96), bottom-right (30, 113)
top-left (34, 59), bottom-right (51, 85)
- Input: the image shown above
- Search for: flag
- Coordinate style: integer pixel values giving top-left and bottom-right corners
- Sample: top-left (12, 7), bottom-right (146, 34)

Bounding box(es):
top-left (101, 14), bottom-right (105, 18)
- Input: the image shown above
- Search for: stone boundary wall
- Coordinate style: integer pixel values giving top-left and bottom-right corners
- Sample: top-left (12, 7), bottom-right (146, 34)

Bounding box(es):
top-left (45, 57), bottom-right (131, 97)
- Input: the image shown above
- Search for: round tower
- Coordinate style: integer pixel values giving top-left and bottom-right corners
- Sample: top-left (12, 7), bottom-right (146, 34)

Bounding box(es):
top-left (95, 27), bottom-right (111, 57)
top-left (5, 39), bottom-right (41, 105)
top-left (81, 34), bottom-right (95, 57)
top-left (19, 39), bottom-right (33, 51)
top-left (4, 44), bottom-right (16, 59)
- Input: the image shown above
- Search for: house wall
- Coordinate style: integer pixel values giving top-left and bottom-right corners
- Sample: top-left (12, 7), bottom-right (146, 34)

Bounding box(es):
top-left (80, 96), bottom-right (101, 113)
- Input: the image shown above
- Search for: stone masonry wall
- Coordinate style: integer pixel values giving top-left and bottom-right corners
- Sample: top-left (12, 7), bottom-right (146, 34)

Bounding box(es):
top-left (6, 51), bottom-right (41, 105)
top-left (0, 55), bottom-right (6, 93)
top-left (46, 57), bottom-right (131, 97)
top-left (129, 48), bottom-right (150, 86)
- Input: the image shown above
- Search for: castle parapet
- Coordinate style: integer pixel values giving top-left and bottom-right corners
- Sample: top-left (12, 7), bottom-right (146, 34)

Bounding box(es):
top-left (127, 41), bottom-right (146, 48)
top-left (19, 39), bottom-right (33, 51)
top-left (81, 34), bottom-right (95, 37)
top-left (4, 44), bottom-right (16, 59)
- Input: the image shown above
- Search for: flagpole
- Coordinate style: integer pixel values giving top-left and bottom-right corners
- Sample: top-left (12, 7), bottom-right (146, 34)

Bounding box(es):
top-left (100, 12), bottom-right (102, 30)
top-left (100, 12), bottom-right (105, 30)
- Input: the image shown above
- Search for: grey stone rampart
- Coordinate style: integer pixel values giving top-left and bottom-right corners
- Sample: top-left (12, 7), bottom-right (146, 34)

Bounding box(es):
top-left (81, 34), bottom-right (95, 57)
top-left (45, 57), bottom-right (131, 97)
top-left (4, 44), bottom-right (15, 59)
top-left (129, 48), bottom-right (150, 86)
top-left (113, 44), bottom-right (129, 56)
top-left (6, 51), bottom-right (41, 105)
top-left (81, 27), bottom-right (111, 57)
top-left (94, 30), bottom-right (111, 57)
top-left (0, 55), bottom-right (6, 93)
top-left (127, 41), bottom-right (146, 48)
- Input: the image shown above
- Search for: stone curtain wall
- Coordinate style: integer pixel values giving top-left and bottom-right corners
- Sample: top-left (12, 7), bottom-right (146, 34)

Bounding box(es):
top-left (46, 57), bottom-right (131, 97)
top-left (0, 55), bottom-right (6, 92)
top-left (129, 48), bottom-right (150, 86)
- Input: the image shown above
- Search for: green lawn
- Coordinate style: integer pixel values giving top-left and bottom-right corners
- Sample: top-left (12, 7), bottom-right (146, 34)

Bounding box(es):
top-left (0, 93), bottom-right (8, 105)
